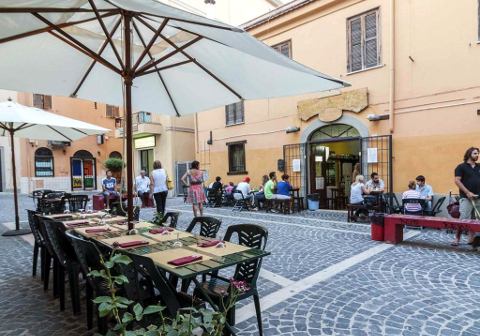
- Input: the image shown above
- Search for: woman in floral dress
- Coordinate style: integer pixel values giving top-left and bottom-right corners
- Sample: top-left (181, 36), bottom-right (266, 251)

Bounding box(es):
top-left (181, 160), bottom-right (206, 217)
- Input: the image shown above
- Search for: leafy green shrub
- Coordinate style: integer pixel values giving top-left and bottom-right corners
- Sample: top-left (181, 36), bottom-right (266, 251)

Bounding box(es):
top-left (104, 158), bottom-right (124, 172)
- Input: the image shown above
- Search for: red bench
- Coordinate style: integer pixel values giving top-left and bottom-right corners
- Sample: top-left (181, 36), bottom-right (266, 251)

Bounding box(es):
top-left (383, 214), bottom-right (480, 244)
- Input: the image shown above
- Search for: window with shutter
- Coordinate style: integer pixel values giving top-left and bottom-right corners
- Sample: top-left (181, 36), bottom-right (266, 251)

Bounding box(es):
top-left (106, 105), bottom-right (120, 118)
top-left (33, 94), bottom-right (52, 109)
top-left (227, 141), bottom-right (247, 174)
top-left (272, 40), bottom-right (292, 58)
top-left (225, 100), bottom-right (244, 126)
top-left (347, 9), bottom-right (380, 72)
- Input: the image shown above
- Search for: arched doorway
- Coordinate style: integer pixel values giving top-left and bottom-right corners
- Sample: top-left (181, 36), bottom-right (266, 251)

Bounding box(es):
top-left (308, 124), bottom-right (361, 209)
top-left (70, 150), bottom-right (97, 191)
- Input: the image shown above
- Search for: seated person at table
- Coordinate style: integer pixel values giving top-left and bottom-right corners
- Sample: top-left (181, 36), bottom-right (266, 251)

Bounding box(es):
top-left (277, 174), bottom-right (293, 197)
top-left (208, 176), bottom-right (223, 206)
top-left (235, 177), bottom-right (257, 210)
top-left (225, 182), bottom-right (235, 195)
top-left (402, 180), bottom-right (423, 214)
top-left (254, 175), bottom-right (269, 207)
top-left (102, 170), bottom-right (119, 209)
top-left (350, 175), bottom-right (370, 218)
top-left (415, 175), bottom-right (433, 210)
top-left (135, 169), bottom-right (151, 206)
top-left (366, 172), bottom-right (385, 192)
top-left (265, 172), bottom-right (291, 201)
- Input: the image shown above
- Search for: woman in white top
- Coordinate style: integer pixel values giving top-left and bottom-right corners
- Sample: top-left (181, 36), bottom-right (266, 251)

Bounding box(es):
top-left (150, 160), bottom-right (168, 215)
top-left (350, 175), bottom-right (370, 218)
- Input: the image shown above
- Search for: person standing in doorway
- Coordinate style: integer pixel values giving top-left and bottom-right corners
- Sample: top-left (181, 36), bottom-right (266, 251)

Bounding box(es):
top-left (453, 147), bottom-right (480, 246)
top-left (181, 160), bottom-right (206, 217)
top-left (150, 160), bottom-right (168, 215)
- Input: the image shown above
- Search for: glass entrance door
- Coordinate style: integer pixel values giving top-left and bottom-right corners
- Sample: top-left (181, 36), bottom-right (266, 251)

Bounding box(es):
top-left (71, 156), bottom-right (97, 191)
top-left (139, 149), bottom-right (154, 176)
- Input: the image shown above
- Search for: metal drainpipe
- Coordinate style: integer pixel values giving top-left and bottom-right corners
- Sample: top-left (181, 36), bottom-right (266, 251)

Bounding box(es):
top-left (389, 0), bottom-right (396, 133)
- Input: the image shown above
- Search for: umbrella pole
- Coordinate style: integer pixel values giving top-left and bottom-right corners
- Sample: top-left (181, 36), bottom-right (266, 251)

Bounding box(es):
top-left (124, 12), bottom-right (134, 231)
top-left (2, 128), bottom-right (31, 236)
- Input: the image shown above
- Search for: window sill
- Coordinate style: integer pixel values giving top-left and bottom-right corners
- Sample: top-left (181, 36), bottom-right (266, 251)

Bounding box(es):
top-left (346, 64), bottom-right (385, 76)
top-left (226, 122), bottom-right (245, 127)
top-left (227, 171), bottom-right (248, 176)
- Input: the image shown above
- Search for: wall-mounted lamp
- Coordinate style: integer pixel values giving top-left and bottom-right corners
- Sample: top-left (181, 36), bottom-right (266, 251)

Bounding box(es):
top-left (367, 114), bottom-right (390, 121)
top-left (206, 131), bottom-right (213, 145)
top-left (285, 126), bottom-right (300, 133)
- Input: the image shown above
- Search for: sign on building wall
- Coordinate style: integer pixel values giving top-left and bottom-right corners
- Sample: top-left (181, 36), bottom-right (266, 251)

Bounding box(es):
top-left (367, 147), bottom-right (378, 163)
top-left (134, 136), bottom-right (155, 149)
top-left (292, 159), bottom-right (301, 172)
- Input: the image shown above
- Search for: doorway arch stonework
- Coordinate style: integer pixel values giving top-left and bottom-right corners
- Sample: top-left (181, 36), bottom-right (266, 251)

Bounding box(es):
top-left (300, 115), bottom-right (369, 144)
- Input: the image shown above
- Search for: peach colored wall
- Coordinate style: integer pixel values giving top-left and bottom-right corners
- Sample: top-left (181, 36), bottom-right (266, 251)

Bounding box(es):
top-left (196, 0), bottom-right (480, 194)
top-left (17, 93), bottom-right (123, 181)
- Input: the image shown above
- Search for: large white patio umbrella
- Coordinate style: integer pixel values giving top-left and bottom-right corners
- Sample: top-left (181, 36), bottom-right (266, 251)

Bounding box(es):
top-left (0, 100), bottom-right (108, 236)
top-left (0, 1), bottom-right (349, 228)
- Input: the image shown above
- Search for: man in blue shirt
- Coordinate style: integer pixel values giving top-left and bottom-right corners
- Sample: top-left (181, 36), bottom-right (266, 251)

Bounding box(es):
top-left (102, 170), bottom-right (119, 209)
top-left (415, 175), bottom-right (433, 210)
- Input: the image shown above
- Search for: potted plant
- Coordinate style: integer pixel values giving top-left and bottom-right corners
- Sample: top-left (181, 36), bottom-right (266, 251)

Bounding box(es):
top-left (104, 158), bottom-right (124, 184)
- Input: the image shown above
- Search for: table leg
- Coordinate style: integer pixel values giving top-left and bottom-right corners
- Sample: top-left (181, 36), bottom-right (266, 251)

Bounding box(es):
top-left (384, 218), bottom-right (403, 244)
top-left (192, 278), bottom-right (237, 336)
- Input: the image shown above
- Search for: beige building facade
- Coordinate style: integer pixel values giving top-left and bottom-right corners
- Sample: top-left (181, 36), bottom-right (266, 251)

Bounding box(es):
top-left (195, 0), bottom-right (480, 206)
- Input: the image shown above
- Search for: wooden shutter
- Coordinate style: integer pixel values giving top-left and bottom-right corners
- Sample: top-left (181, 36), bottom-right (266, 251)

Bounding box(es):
top-left (43, 95), bottom-right (52, 109)
top-left (349, 17), bottom-right (362, 72)
top-left (225, 104), bottom-right (235, 125)
top-left (364, 12), bottom-right (378, 68)
top-left (234, 101), bottom-right (244, 123)
top-left (33, 94), bottom-right (43, 108)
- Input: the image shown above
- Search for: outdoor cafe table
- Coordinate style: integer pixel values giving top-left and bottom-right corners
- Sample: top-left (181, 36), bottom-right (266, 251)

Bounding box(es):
top-left (42, 213), bottom-right (270, 334)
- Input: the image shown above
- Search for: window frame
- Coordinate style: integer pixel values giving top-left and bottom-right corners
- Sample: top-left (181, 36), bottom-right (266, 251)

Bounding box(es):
top-left (106, 104), bottom-right (120, 118)
top-left (225, 100), bottom-right (245, 126)
top-left (34, 147), bottom-right (54, 177)
top-left (227, 140), bottom-right (247, 175)
top-left (347, 8), bottom-right (381, 73)
top-left (33, 94), bottom-right (52, 110)
top-left (271, 39), bottom-right (292, 58)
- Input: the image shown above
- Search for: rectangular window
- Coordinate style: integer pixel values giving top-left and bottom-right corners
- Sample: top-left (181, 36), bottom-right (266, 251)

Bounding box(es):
top-left (227, 141), bottom-right (246, 174)
top-left (225, 101), bottom-right (244, 126)
top-left (137, 111), bottom-right (152, 123)
top-left (33, 94), bottom-right (52, 110)
top-left (347, 9), bottom-right (380, 72)
top-left (106, 104), bottom-right (120, 118)
top-left (272, 40), bottom-right (292, 58)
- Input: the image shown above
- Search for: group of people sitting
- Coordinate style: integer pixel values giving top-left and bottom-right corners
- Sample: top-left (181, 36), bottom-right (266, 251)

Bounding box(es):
top-left (349, 171), bottom-right (433, 218)
top-left (208, 171), bottom-right (295, 212)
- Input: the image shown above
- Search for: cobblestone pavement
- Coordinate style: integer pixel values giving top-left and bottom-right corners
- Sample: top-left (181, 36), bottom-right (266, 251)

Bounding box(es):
top-left (1, 194), bottom-right (479, 335)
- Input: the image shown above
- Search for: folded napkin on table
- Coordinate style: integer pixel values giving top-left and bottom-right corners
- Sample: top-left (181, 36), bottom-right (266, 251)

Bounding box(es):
top-left (85, 228), bottom-right (111, 233)
top-left (116, 240), bottom-right (150, 248)
top-left (66, 220), bottom-right (90, 227)
top-left (148, 227), bottom-right (174, 234)
top-left (167, 255), bottom-right (203, 266)
top-left (197, 240), bottom-right (224, 248)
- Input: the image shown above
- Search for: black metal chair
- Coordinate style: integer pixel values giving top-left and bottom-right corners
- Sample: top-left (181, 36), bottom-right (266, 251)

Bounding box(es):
top-left (159, 211), bottom-right (180, 228)
top-left (186, 216), bottom-right (222, 238)
top-left (232, 190), bottom-right (248, 212)
top-left (206, 188), bottom-right (222, 207)
top-left (43, 220), bottom-right (82, 314)
top-left (194, 224), bottom-right (268, 336)
top-left (64, 194), bottom-right (89, 212)
top-left (65, 231), bottom-right (110, 332)
top-left (402, 198), bottom-right (426, 216)
top-left (383, 193), bottom-right (402, 214)
top-left (424, 196), bottom-right (446, 217)
top-left (110, 203), bottom-right (140, 220)
top-left (37, 215), bottom-right (58, 295)
top-left (27, 210), bottom-right (47, 278)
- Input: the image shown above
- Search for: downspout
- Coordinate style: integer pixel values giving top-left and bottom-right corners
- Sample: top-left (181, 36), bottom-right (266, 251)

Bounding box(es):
top-left (389, 0), bottom-right (396, 133)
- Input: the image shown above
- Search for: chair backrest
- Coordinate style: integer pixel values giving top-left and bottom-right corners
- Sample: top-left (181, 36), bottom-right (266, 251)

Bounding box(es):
top-left (27, 209), bottom-right (44, 245)
top-left (384, 193), bottom-right (400, 207)
top-left (234, 189), bottom-right (245, 200)
top-left (118, 250), bottom-right (182, 317)
top-left (432, 196), bottom-right (446, 213)
top-left (65, 231), bottom-right (110, 295)
top-left (160, 212), bottom-right (179, 228)
top-left (186, 216), bottom-right (221, 238)
top-left (65, 194), bottom-right (89, 212)
top-left (223, 224), bottom-right (268, 286)
top-left (43, 220), bottom-right (77, 266)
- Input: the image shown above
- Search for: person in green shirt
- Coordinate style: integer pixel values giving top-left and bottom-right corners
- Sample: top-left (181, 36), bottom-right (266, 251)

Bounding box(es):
top-left (264, 172), bottom-right (290, 200)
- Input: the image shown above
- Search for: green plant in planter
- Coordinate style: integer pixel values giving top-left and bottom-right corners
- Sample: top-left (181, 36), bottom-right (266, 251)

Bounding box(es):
top-left (104, 158), bottom-right (124, 172)
top-left (90, 250), bottom-right (247, 336)
top-left (150, 212), bottom-right (164, 226)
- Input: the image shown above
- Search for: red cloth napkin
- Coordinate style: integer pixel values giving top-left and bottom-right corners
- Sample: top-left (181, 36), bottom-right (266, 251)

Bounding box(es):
top-left (167, 255), bottom-right (203, 266)
top-left (197, 240), bottom-right (223, 248)
top-left (117, 240), bottom-right (150, 248)
top-left (149, 227), bottom-right (174, 234)
top-left (66, 220), bottom-right (89, 227)
top-left (85, 228), bottom-right (111, 233)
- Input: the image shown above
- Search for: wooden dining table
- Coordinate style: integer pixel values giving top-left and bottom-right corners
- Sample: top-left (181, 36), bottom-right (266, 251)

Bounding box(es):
top-left (39, 211), bottom-right (270, 335)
